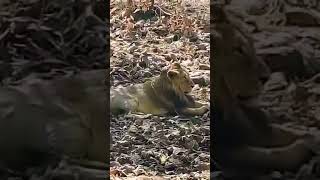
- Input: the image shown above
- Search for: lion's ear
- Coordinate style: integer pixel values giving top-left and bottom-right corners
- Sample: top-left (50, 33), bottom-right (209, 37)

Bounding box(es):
top-left (171, 62), bottom-right (181, 69)
top-left (167, 70), bottom-right (179, 79)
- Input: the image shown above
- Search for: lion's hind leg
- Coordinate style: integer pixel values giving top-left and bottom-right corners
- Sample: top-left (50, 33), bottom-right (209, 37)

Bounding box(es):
top-left (110, 95), bottom-right (138, 115)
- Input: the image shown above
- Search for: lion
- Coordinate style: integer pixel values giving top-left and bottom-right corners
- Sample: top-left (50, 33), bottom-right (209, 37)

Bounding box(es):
top-left (110, 62), bottom-right (209, 116)
top-left (212, 5), bottom-right (314, 175)
top-left (0, 70), bottom-right (108, 170)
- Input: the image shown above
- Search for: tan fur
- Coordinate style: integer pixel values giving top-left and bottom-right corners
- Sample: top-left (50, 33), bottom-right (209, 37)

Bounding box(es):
top-left (0, 70), bottom-right (108, 169)
top-left (213, 6), bottom-right (313, 174)
top-left (111, 62), bottom-right (209, 116)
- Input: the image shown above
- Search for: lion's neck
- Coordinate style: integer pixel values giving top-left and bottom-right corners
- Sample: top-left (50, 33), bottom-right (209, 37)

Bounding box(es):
top-left (147, 73), bottom-right (188, 108)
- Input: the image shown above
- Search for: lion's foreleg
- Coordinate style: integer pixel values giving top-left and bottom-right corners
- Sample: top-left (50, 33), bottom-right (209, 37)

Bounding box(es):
top-left (178, 106), bottom-right (209, 116)
top-left (194, 101), bottom-right (209, 108)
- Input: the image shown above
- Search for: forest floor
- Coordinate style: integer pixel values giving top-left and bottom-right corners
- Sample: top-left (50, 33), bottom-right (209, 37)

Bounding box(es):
top-left (110, 0), bottom-right (210, 179)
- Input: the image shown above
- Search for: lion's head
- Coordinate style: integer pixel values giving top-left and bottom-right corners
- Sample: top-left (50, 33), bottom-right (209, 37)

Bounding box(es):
top-left (213, 7), bottom-right (270, 105)
top-left (165, 62), bottom-right (195, 94)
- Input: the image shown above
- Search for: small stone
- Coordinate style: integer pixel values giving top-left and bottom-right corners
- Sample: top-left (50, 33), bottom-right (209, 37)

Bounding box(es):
top-left (192, 76), bottom-right (208, 86)
top-left (199, 64), bottom-right (210, 70)
top-left (270, 171), bottom-right (282, 179)
top-left (264, 72), bottom-right (288, 91)
top-left (128, 44), bottom-right (138, 53)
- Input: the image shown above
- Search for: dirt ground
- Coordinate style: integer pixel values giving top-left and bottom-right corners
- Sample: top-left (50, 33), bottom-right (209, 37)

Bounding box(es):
top-left (110, 0), bottom-right (210, 179)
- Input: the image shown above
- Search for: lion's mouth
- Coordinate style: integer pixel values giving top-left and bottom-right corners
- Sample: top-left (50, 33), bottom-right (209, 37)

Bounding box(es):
top-left (184, 89), bottom-right (192, 94)
top-left (183, 88), bottom-right (192, 94)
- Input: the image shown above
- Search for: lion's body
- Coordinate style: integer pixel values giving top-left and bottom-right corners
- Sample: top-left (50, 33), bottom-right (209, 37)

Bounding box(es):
top-left (213, 6), bottom-right (313, 174)
top-left (111, 63), bottom-right (208, 116)
top-left (0, 70), bottom-right (107, 169)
